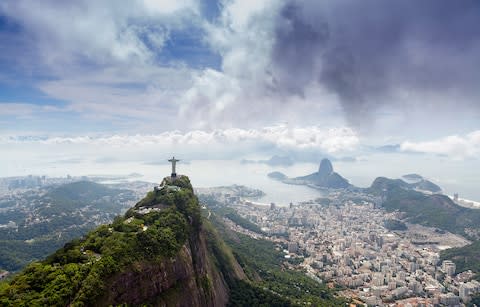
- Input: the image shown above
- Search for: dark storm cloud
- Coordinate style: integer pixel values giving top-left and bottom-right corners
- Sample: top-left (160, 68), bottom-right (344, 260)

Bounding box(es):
top-left (272, 2), bottom-right (329, 96)
top-left (271, 0), bottom-right (480, 126)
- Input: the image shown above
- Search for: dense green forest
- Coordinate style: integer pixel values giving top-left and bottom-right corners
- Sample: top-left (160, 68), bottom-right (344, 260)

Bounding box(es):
top-left (0, 207), bottom-right (191, 305)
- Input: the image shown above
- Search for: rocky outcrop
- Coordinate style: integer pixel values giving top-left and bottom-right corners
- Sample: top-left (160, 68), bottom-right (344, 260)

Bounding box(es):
top-left (100, 229), bottom-right (231, 307)
top-left (294, 158), bottom-right (350, 189)
top-left (318, 158), bottom-right (334, 176)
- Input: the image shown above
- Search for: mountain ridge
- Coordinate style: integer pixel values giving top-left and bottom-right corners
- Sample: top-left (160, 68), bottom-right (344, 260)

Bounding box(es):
top-left (369, 176), bottom-right (480, 239)
top-left (0, 176), bottom-right (243, 306)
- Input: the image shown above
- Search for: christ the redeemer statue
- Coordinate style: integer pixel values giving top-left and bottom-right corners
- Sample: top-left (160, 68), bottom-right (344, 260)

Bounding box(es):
top-left (168, 156), bottom-right (180, 178)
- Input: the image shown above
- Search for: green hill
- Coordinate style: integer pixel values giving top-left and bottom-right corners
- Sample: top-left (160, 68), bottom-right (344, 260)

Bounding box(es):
top-left (369, 177), bottom-right (480, 239)
top-left (47, 181), bottom-right (121, 201)
top-left (0, 176), bottom-right (342, 306)
top-left (0, 176), bottom-right (238, 306)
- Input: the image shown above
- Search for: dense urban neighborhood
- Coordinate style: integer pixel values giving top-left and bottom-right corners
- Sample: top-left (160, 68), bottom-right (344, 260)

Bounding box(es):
top-left (199, 186), bottom-right (480, 306)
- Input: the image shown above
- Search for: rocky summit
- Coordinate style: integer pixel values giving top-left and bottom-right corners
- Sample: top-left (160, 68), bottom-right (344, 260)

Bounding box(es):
top-left (318, 158), bottom-right (334, 177)
top-left (295, 158), bottom-right (350, 189)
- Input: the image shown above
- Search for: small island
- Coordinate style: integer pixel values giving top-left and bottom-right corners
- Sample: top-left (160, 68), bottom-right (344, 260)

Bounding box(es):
top-left (267, 171), bottom-right (287, 181)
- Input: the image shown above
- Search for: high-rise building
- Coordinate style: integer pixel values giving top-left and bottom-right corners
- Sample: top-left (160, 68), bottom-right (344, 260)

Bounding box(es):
top-left (459, 284), bottom-right (471, 302)
top-left (442, 260), bottom-right (456, 276)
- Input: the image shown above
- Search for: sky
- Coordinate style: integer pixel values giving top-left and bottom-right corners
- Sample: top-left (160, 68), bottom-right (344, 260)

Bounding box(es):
top-left (1, 0), bottom-right (480, 194)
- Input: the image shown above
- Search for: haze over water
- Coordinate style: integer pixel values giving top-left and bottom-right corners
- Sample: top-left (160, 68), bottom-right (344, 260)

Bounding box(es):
top-left (3, 156), bottom-right (479, 204)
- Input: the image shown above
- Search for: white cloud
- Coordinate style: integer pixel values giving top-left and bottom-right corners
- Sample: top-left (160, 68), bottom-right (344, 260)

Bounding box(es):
top-left (1, 125), bottom-right (359, 155)
top-left (174, 0), bottom-right (344, 129)
top-left (181, 0), bottom-right (276, 113)
top-left (0, 103), bottom-right (64, 117)
top-left (37, 65), bottom-right (195, 122)
top-left (0, 0), bottom-right (212, 130)
top-left (400, 130), bottom-right (480, 159)
top-left (0, 124), bottom-right (360, 179)
top-left (1, 0), bottom-right (345, 132)
top-left (0, 0), bottom-right (199, 66)
top-left (204, 0), bottom-right (280, 89)
top-left (1, 0), bottom-right (478, 139)
top-left (142, 0), bottom-right (198, 16)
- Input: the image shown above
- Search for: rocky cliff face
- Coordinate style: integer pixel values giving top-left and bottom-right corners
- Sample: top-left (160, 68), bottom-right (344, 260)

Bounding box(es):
top-left (318, 158), bottom-right (333, 176)
top-left (99, 229), bottom-right (230, 306)
top-left (0, 175), bottom-right (244, 306)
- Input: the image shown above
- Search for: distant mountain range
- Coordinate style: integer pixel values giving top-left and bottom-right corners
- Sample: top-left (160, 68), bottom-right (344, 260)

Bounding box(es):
top-left (269, 158), bottom-right (441, 192)
top-left (268, 158), bottom-right (480, 240)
